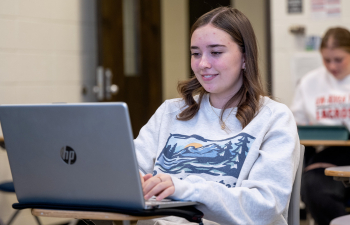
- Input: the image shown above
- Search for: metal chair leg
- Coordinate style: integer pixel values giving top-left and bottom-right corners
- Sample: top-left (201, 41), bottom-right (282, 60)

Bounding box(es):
top-left (6, 210), bottom-right (20, 225)
top-left (34, 216), bottom-right (42, 225)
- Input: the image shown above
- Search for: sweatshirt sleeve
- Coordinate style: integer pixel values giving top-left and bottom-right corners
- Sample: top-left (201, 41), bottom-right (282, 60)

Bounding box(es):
top-left (170, 105), bottom-right (300, 225)
top-left (290, 82), bottom-right (309, 125)
top-left (134, 101), bottom-right (167, 175)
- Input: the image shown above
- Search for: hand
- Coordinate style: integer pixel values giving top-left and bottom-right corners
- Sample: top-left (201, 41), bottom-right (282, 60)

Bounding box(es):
top-left (139, 172), bottom-right (152, 186)
top-left (142, 174), bottom-right (175, 201)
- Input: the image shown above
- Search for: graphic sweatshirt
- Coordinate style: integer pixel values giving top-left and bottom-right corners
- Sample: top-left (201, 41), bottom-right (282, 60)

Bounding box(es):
top-left (290, 66), bottom-right (350, 129)
top-left (134, 94), bottom-right (300, 225)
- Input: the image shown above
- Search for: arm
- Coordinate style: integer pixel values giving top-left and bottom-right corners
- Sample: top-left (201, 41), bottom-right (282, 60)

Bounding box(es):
top-left (169, 106), bottom-right (300, 224)
top-left (134, 102), bottom-right (167, 175)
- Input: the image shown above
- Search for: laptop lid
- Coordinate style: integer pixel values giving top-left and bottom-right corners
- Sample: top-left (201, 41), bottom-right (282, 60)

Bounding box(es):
top-left (0, 103), bottom-right (145, 209)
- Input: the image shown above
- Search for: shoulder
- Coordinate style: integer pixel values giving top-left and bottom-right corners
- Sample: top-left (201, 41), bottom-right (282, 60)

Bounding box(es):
top-left (259, 96), bottom-right (294, 119)
top-left (157, 97), bottom-right (186, 116)
top-left (298, 66), bottom-right (327, 87)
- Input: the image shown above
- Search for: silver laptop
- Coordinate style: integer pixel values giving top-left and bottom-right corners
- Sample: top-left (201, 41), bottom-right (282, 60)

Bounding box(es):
top-left (0, 102), bottom-right (196, 210)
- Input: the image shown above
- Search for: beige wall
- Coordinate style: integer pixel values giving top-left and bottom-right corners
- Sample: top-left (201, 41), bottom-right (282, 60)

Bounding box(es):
top-left (0, 0), bottom-right (97, 105)
top-left (161, 0), bottom-right (189, 101)
top-left (0, 0), bottom-right (96, 224)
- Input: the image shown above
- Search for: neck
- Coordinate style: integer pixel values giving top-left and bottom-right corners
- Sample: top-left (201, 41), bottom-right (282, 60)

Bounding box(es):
top-left (209, 94), bottom-right (239, 109)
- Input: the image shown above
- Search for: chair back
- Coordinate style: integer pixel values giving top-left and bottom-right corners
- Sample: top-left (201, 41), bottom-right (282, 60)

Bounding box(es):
top-left (288, 144), bottom-right (305, 225)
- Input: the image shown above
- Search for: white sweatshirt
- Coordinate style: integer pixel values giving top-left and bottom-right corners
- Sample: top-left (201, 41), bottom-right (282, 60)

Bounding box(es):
top-left (135, 94), bottom-right (300, 225)
top-left (290, 66), bottom-right (350, 129)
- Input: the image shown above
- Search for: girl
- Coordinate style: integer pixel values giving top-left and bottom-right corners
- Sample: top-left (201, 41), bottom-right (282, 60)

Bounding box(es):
top-left (291, 27), bottom-right (350, 225)
top-left (136, 7), bottom-right (300, 225)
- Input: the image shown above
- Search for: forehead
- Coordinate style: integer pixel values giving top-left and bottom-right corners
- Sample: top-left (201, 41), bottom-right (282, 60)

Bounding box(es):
top-left (191, 24), bottom-right (234, 45)
top-left (321, 47), bottom-right (350, 58)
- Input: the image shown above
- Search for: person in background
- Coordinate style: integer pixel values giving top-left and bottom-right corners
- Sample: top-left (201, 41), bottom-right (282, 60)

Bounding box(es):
top-left (290, 27), bottom-right (350, 225)
top-left (135, 6), bottom-right (300, 225)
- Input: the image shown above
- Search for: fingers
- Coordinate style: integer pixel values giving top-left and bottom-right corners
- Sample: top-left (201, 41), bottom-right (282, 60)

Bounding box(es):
top-left (139, 172), bottom-right (144, 186)
top-left (155, 186), bottom-right (175, 201)
top-left (143, 175), bottom-right (175, 200)
top-left (139, 173), bottom-right (153, 186)
top-left (143, 174), bottom-right (153, 182)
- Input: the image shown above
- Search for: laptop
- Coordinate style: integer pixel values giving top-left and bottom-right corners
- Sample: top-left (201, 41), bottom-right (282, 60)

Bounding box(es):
top-left (0, 102), bottom-right (197, 210)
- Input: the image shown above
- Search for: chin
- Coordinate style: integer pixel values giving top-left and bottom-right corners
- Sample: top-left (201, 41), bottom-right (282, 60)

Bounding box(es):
top-left (332, 73), bottom-right (347, 80)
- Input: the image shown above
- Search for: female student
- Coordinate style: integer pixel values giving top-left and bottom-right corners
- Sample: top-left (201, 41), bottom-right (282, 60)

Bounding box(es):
top-left (290, 27), bottom-right (350, 225)
top-left (136, 7), bottom-right (300, 224)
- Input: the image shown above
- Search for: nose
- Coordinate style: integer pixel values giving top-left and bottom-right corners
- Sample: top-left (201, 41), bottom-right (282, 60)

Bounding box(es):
top-left (328, 61), bottom-right (338, 72)
top-left (199, 55), bottom-right (211, 69)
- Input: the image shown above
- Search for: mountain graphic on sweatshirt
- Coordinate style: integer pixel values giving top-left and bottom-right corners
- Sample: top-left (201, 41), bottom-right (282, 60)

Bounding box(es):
top-left (153, 133), bottom-right (255, 187)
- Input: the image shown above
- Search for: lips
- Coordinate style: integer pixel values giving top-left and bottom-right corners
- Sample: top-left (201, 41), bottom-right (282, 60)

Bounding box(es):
top-left (201, 74), bottom-right (218, 81)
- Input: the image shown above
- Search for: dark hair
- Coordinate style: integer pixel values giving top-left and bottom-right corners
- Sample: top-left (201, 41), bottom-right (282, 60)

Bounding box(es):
top-left (320, 27), bottom-right (350, 54)
top-left (177, 7), bottom-right (266, 129)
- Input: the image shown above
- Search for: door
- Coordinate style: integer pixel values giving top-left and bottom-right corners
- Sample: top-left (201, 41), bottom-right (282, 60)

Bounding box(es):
top-left (96, 0), bottom-right (162, 137)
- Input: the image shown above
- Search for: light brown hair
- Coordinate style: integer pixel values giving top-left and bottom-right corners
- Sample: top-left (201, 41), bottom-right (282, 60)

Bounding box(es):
top-left (177, 7), bottom-right (266, 128)
top-left (320, 27), bottom-right (350, 54)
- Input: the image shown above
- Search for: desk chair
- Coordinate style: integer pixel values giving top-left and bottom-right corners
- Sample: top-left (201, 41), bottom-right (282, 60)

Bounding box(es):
top-left (288, 144), bottom-right (305, 225)
top-left (0, 140), bottom-right (42, 225)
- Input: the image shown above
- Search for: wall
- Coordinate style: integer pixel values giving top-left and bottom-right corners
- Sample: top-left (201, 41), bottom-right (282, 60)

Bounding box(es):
top-left (271, 0), bottom-right (350, 105)
top-left (0, 0), bottom-right (97, 224)
top-left (161, 0), bottom-right (189, 100)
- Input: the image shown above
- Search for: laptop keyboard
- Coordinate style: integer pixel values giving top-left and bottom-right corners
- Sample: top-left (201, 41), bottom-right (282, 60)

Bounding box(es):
top-left (145, 196), bottom-right (179, 205)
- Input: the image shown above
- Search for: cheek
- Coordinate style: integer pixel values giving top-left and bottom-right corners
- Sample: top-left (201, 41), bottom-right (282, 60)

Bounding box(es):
top-left (343, 58), bottom-right (350, 68)
top-left (190, 60), bottom-right (197, 71)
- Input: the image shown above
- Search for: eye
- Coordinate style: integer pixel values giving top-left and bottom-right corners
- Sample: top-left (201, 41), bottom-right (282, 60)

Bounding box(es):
top-left (191, 52), bottom-right (201, 58)
top-left (211, 52), bottom-right (222, 56)
top-left (324, 59), bottom-right (331, 64)
top-left (335, 58), bottom-right (343, 63)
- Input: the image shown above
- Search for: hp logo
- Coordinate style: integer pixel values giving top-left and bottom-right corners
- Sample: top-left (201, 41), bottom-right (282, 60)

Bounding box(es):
top-left (60, 146), bottom-right (77, 165)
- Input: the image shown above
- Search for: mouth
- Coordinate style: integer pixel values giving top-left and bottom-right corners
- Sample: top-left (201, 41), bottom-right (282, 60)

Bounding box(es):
top-left (331, 71), bottom-right (339, 76)
top-left (201, 74), bottom-right (218, 81)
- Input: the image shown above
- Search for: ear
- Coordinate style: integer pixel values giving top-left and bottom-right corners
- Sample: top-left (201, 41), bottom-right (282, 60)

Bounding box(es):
top-left (241, 54), bottom-right (246, 70)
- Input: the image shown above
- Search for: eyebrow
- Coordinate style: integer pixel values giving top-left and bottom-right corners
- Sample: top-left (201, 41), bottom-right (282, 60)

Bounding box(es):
top-left (190, 44), bottom-right (227, 49)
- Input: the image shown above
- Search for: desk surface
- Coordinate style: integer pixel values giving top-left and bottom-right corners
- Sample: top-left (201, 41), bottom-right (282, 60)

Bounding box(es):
top-left (300, 140), bottom-right (350, 146)
top-left (32, 208), bottom-right (162, 221)
top-left (325, 166), bottom-right (350, 177)
top-left (0, 137), bottom-right (3, 142)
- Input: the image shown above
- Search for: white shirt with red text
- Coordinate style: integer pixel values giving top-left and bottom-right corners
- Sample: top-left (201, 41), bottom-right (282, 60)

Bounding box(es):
top-left (290, 66), bottom-right (350, 129)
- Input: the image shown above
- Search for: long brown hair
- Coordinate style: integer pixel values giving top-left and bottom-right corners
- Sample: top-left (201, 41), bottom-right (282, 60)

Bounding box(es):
top-left (320, 27), bottom-right (350, 53)
top-left (177, 7), bottom-right (266, 128)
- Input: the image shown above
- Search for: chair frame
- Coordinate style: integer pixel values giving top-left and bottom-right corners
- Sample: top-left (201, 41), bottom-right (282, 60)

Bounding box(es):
top-left (287, 144), bottom-right (305, 225)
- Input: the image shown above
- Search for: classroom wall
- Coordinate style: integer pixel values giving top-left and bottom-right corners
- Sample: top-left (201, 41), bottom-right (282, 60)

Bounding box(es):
top-left (0, 0), bottom-right (96, 224)
top-left (0, 0), bottom-right (97, 105)
top-left (271, 0), bottom-right (350, 105)
top-left (161, 0), bottom-right (189, 100)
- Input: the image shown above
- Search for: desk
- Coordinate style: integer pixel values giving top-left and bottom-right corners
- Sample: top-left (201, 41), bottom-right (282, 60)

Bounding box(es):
top-left (325, 166), bottom-right (350, 187)
top-left (300, 140), bottom-right (350, 146)
top-left (32, 208), bottom-right (160, 224)
top-left (325, 166), bottom-right (350, 178)
top-left (30, 206), bottom-right (203, 225)
top-left (325, 166), bottom-right (350, 225)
